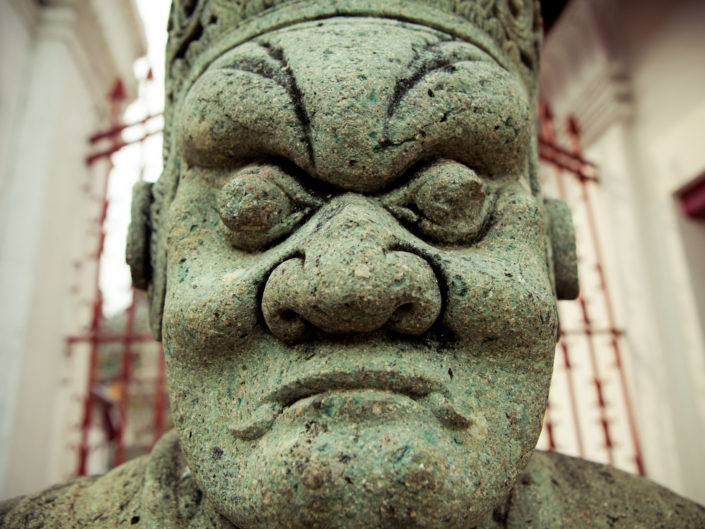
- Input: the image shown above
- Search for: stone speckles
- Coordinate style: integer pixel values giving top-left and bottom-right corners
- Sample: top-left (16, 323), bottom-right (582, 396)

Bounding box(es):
top-left (3, 2), bottom-right (704, 528)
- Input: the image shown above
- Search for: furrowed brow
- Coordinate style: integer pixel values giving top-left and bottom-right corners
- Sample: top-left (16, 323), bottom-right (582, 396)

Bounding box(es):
top-left (219, 42), bottom-right (314, 166)
top-left (387, 40), bottom-right (497, 119)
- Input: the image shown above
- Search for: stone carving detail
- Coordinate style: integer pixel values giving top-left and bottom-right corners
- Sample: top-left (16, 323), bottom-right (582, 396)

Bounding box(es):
top-left (1, 1), bottom-right (704, 528)
top-left (167, 0), bottom-right (541, 79)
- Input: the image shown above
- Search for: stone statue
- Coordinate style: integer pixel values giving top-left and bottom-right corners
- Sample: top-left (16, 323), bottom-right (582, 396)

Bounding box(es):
top-left (2, 1), bottom-right (704, 527)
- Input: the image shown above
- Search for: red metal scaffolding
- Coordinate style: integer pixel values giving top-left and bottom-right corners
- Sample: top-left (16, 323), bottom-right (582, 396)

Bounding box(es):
top-left (69, 76), bottom-right (167, 475)
top-left (537, 103), bottom-right (644, 476)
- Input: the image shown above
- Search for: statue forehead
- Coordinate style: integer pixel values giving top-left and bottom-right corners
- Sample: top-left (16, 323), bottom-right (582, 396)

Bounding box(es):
top-left (166, 0), bottom-right (541, 103)
top-left (162, 1), bottom-right (541, 188)
top-left (181, 18), bottom-right (532, 192)
top-left (160, 0), bottom-right (541, 196)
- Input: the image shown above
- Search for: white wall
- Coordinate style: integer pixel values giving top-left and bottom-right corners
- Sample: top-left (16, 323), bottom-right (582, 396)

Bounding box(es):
top-left (541, 0), bottom-right (705, 504)
top-left (0, 0), bottom-right (38, 502)
top-left (0, 0), bottom-right (145, 499)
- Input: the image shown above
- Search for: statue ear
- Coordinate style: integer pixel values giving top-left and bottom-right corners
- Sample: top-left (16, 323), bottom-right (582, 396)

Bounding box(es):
top-left (544, 198), bottom-right (579, 300)
top-left (126, 181), bottom-right (154, 292)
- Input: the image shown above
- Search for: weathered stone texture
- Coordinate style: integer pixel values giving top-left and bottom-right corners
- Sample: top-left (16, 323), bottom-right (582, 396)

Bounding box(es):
top-left (1, 1), bottom-right (703, 527)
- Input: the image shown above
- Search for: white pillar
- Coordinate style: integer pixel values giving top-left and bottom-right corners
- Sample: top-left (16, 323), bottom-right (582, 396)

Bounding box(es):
top-left (0, 0), bottom-right (145, 498)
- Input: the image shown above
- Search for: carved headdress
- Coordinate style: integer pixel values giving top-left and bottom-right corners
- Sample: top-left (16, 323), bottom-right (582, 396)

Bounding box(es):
top-left (166, 0), bottom-right (542, 100)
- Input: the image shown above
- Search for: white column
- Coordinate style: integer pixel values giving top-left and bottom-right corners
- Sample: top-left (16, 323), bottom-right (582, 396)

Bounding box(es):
top-left (0, 0), bottom-right (148, 496)
top-left (0, 2), bottom-right (85, 498)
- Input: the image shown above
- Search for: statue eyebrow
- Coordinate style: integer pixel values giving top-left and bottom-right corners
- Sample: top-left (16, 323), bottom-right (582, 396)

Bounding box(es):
top-left (387, 41), bottom-right (493, 119)
top-left (387, 59), bottom-right (458, 118)
top-left (219, 42), bottom-right (315, 167)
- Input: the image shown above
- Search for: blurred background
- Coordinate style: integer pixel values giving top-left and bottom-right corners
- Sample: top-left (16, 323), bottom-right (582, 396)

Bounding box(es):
top-left (1, 0), bottom-right (704, 506)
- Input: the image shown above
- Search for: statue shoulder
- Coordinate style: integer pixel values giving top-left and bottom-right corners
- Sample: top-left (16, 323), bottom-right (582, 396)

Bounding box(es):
top-left (0, 457), bottom-right (143, 528)
top-left (0, 431), bottom-right (216, 529)
top-left (493, 450), bottom-right (705, 528)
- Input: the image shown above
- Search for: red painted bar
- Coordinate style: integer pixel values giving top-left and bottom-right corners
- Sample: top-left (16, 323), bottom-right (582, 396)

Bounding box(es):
top-left (114, 289), bottom-right (138, 466)
top-left (677, 172), bottom-right (705, 219)
top-left (539, 102), bottom-right (589, 460)
top-left (77, 79), bottom-right (125, 476)
top-left (566, 117), bottom-right (644, 475)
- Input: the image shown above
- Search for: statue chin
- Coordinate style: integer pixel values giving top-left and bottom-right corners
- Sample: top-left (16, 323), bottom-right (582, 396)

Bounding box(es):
top-left (228, 433), bottom-right (488, 527)
top-left (200, 395), bottom-right (524, 529)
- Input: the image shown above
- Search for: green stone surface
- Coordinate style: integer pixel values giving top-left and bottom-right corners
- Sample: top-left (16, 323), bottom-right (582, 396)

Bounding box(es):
top-left (2, 1), bottom-right (703, 527)
top-left (3, 432), bottom-right (704, 527)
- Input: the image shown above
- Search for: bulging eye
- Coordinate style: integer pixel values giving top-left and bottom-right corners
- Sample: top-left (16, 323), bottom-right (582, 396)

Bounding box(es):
top-left (415, 163), bottom-right (488, 224)
top-left (381, 160), bottom-right (494, 245)
top-left (217, 164), bottom-right (320, 251)
top-left (218, 171), bottom-right (292, 232)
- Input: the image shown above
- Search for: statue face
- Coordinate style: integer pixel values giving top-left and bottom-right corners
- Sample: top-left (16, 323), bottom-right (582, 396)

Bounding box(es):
top-left (162, 17), bottom-right (557, 529)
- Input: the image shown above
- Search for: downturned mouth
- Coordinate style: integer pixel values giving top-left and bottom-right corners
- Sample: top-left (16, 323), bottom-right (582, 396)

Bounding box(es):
top-left (229, 369), bottom-right (472, 440)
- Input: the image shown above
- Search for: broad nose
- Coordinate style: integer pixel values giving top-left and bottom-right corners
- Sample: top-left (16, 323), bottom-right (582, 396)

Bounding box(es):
top-left (261, 197), bottom-right (442, 341)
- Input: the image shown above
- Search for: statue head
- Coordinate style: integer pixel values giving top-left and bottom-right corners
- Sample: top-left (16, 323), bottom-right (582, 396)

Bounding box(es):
top-left (126, 1), bottom-right (578, 527)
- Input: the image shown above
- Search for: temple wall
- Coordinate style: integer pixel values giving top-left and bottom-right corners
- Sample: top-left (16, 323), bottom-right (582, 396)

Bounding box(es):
top-left (0, 0), bottom-right (145, 499)
top-left (541, 0), bottom-right (705, 504)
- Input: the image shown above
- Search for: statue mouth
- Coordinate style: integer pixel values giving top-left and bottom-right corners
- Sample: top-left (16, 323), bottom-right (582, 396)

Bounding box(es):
top-left (230, 369), bottom-right (472, 440)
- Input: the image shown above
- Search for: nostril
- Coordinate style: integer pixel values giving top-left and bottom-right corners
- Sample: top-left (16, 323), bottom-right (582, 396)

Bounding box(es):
top-left (280, 309), bottom-right (299, 322)
top-left (261, 258), bottom-right (309, 342)
top-left (268, 308), bottom-right (309, 342)
top-left (388, 301), bottom-right (429, 335)
top-left (383, 252), bottom-right (443, 336)
top-left (392, 303), bottom-right (415, 318)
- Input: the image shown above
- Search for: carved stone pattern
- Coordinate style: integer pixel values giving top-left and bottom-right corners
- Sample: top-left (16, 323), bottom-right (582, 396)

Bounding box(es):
top-left (166, 0), bottom-right (541, 81)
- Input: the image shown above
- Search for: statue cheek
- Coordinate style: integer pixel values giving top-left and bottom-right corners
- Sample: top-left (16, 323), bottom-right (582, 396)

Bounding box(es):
top-left (162, 268), bottom-right (261, 362)
top-left (442, 257), bottom-right (558, 353)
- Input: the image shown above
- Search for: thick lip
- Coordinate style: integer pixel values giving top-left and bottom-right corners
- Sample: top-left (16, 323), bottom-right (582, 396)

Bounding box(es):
top-left (230, 368), bottom-right (471, 440)
top-left (264, 368), bottom-right (450, 408)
